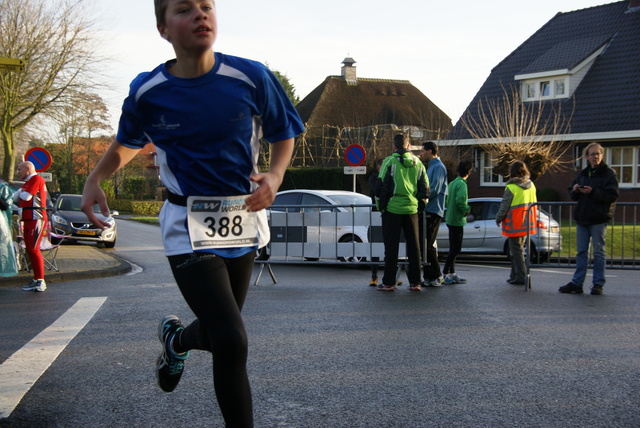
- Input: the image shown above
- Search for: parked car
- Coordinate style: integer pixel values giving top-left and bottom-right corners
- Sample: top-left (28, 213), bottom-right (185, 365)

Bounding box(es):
top-left (264, 189), bottom-right (374, 262)
top-left (50, 194), bottom-right (118, 248)
top-left (435, 197), bottom-right (562, 263)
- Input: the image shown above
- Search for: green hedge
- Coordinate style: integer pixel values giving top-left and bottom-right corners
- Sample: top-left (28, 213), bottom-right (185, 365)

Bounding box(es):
top-left (280, 167), bottom-right (366, 193)
top-left (109, 167), bottom-right (368, 215)
top-left (108, 199), bottom-right (164, 216)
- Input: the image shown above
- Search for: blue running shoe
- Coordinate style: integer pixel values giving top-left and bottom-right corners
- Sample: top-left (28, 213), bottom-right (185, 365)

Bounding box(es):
top-left (156, 315), bottom-right (189, 392)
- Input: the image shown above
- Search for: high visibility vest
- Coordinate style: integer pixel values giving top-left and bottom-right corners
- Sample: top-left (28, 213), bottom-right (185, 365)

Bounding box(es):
top-left (502, 183), bottom-right (537, 237)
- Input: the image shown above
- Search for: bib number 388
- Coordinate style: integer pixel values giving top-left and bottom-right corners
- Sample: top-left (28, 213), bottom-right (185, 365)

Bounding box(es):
top-left (187, 195), bottom-right (258, 250)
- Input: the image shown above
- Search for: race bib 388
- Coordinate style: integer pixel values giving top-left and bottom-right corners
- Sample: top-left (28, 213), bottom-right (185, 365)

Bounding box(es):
top-left (187, 195), bottom-right (258, 250)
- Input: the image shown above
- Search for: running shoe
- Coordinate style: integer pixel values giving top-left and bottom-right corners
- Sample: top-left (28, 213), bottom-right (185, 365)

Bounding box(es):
top-left (22, 279), bottom-right (46, 292)
top-left (156, 315), bottom-right (189, 392)
top-left (369, 278), bottom-right (378, 287)
top-left (408, 284), bottom-right (422, 291)
top-left (558, 282), bottom-right (583, 294)
top-left (377, 283), bottom-right (395, 292)
top-left (444, 273), bottom-right (467, 284)
top-left (426, 277), bottom-right (443, 287)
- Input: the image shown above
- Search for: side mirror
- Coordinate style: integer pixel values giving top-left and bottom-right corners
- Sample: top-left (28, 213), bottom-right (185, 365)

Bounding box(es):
top-left (111, 210), bottom-right (119, 216)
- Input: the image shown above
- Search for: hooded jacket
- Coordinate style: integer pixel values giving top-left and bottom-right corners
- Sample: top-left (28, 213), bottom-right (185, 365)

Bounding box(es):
top-left (569, 162), bottom-right (618, 226)
top-left (377, 149), bottom-right (428, 215)
top-left (496, 177), bottom-right (537, 238)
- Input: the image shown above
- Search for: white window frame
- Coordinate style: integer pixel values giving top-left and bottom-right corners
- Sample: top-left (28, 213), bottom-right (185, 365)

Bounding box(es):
top-left (607, 146), bottom-right (639, 188)
top-left (480, 152), bottom-right (505, 187)
top-left (521, 77), bottom-right (569, 102)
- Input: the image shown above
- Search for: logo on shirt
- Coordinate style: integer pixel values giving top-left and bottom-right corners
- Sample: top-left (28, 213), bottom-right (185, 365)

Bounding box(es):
top-left (152, 115), bottom-right (180, 131)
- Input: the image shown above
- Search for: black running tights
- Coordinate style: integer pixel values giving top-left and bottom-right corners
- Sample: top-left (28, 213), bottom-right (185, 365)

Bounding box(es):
top-left (168, 251), bottom-right (256, 428)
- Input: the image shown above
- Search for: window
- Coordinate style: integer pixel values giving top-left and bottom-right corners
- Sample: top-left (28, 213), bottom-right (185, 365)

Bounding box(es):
top-left (540, 81), bottom-right (551, 97)
top-left (521, 77), bottom-right (569, 101)
top-left (608, 146), bottom-right (639, 187)
top-left (480, 152), bottom-right (505, 187)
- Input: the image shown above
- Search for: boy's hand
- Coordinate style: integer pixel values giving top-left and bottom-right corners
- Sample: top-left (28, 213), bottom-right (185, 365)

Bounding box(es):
top-left (245, 172), bottom-right (282, 212)
top-left (81, 182), bottom-right (111, 229)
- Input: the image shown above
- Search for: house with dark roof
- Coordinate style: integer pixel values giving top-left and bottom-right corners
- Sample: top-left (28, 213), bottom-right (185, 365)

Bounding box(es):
top-left (445, 0), bottom-right (640, 203)
top-left (293, 58), bottom-right (452, 167)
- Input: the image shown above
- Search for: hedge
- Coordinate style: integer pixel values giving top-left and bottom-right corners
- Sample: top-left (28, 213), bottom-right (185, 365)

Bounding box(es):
top-left (109, 167), bottom-right (371, 215)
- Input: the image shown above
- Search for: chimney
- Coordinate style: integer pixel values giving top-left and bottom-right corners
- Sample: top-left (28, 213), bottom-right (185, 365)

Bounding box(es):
top-left (341, 57), bottom-right (357, 85)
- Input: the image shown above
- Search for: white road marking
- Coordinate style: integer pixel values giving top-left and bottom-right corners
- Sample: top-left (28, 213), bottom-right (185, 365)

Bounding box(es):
top-left (0, 296), bottom-right (107, 418)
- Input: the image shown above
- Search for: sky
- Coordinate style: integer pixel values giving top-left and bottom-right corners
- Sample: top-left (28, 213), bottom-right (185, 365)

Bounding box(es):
top-left (92, 0), bottom-right (612, 132)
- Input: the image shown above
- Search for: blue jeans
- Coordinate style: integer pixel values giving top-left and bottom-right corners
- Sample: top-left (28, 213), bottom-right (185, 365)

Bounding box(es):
top-left (572, 223), bottom-right (607, 287)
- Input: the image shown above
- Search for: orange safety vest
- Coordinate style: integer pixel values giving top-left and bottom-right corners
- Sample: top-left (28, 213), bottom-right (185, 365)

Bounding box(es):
top-left (502, 183), bottom-right (537, 237)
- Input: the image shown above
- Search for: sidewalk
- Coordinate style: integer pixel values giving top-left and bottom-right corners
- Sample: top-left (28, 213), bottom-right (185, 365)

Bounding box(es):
top-left (0, 245), bottom-right (131, 287)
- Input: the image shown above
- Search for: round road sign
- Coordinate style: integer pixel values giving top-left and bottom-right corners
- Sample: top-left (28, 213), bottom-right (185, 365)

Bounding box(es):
top-left (344, 144), bottom-right (366, 166)
top-left (25, 147), bottom-right (52, 172)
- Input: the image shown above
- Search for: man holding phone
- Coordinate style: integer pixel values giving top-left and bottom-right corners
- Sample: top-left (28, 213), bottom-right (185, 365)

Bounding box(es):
top-left (559, 143), bottom-right (619, 295)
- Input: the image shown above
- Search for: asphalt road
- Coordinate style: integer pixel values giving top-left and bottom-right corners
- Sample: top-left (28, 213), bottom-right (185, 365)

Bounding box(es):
top-left (0, 220), bottom-right (638, 427)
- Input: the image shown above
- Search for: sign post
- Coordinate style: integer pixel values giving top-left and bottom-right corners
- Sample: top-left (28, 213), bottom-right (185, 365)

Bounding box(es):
top-left (344, 144), bottom-right (367, 193)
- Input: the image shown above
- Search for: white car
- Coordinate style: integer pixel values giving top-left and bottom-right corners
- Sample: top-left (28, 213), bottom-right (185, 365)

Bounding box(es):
top-left (264, 189), bottom-right (375, 262)
top-left (435, 197), bottom-right (562, 262)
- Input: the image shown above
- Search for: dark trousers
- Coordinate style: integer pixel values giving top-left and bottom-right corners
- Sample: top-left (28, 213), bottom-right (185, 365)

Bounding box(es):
top-left (168, 251), bottom-right (255, 428)
top-left (422, 212), bottom-right (442, 280)
top-left (443, 224), bottom-right (463, 275)
top-left (382, 212), bottom-right (421, 286)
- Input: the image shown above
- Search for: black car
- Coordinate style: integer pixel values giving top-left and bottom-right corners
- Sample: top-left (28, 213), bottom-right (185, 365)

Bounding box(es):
top-left (50, 194), bottom-right (118, 248)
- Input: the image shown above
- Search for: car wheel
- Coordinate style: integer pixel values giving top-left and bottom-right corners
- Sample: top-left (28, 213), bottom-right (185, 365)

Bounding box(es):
top-left (50, 236), bottom-right (64, 245)
top-left (104, 238), bottom-right (116, 248)
top-left (338, 235), bottom-right (364, 263)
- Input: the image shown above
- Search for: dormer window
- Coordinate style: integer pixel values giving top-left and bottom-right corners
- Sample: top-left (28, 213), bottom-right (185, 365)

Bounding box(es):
top-left (515, 37), bottom-right (610, 103)
top-left (521, 77), bottom-right (569, 101)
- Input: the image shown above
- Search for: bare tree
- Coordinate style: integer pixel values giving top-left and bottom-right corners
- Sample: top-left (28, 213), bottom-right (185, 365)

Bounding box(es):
top-left (46, 92), bottom-right (112, 193)
top-left (460, 84), bottom-right (574, 181)
top-left (0, 0), bottom-right (102, 179)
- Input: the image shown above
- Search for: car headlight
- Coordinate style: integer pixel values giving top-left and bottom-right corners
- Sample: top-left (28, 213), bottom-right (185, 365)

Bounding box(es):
top-left (52, 214), bottom-right (68, 226)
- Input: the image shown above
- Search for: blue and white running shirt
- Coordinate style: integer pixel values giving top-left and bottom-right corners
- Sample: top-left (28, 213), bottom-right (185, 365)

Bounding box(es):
top-left (116, 52), bottom-right (304, 257)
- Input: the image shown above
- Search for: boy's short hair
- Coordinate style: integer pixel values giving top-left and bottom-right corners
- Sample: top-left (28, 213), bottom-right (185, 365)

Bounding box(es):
top-left (457, 160), bottom-right (473, 177)
top-left (393, 134), bottom-right (407, 149)
top-left (422, 141), bottom-right (438, 155)
top-left (154, 0), bottom-right (169, 26)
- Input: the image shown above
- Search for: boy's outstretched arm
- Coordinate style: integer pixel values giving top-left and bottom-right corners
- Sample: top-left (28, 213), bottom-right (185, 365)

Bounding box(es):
top-left (81, 140), bottom-right (141, 227)
top-left (245, 138), bottom-right (294, 212)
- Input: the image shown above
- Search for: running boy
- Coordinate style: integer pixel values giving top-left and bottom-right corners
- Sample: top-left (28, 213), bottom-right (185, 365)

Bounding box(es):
top-left (81, 1), bottom-right (304, 426)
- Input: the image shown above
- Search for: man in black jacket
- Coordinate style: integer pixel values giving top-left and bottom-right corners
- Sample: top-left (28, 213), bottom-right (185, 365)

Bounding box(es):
top-left (559, 143), bottom-right (619, 295)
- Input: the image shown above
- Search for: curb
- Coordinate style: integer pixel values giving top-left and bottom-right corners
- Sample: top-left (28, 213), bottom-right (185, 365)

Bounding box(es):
top-left (0, 252), bottom-right (132, 288)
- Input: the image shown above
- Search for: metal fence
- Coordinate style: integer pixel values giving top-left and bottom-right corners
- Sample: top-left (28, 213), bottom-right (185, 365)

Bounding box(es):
top-left (254, 201), bottom-right (639, 284)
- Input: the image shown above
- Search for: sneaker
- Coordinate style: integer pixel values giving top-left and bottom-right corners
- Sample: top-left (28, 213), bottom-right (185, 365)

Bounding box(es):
top-left (396, 280), bottom-right (403, 286)
top-left (156, 315), bottom-right (189, 392)
top-left (426, 277), bottom-right (443, 287)
top-left (590, 284), bottom-right (604, 295)
top-left (369, 278), bottom-right (378, 287)
top-left (408, 284), bottom-right (421, 291)
top-left (444, 273), bottom-right (467, 285)
top-left (377, 283), bottom-right (395, 292)
top-left (559, 282), bottom-right (583, 294)
top-left (22, 279), bottom-right (46, 292)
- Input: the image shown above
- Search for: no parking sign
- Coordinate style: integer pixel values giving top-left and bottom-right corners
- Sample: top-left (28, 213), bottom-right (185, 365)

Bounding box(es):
top-left (25, 147), bottom-right (52, 172)
top-left (344, 144), bottom-right (366, 166)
